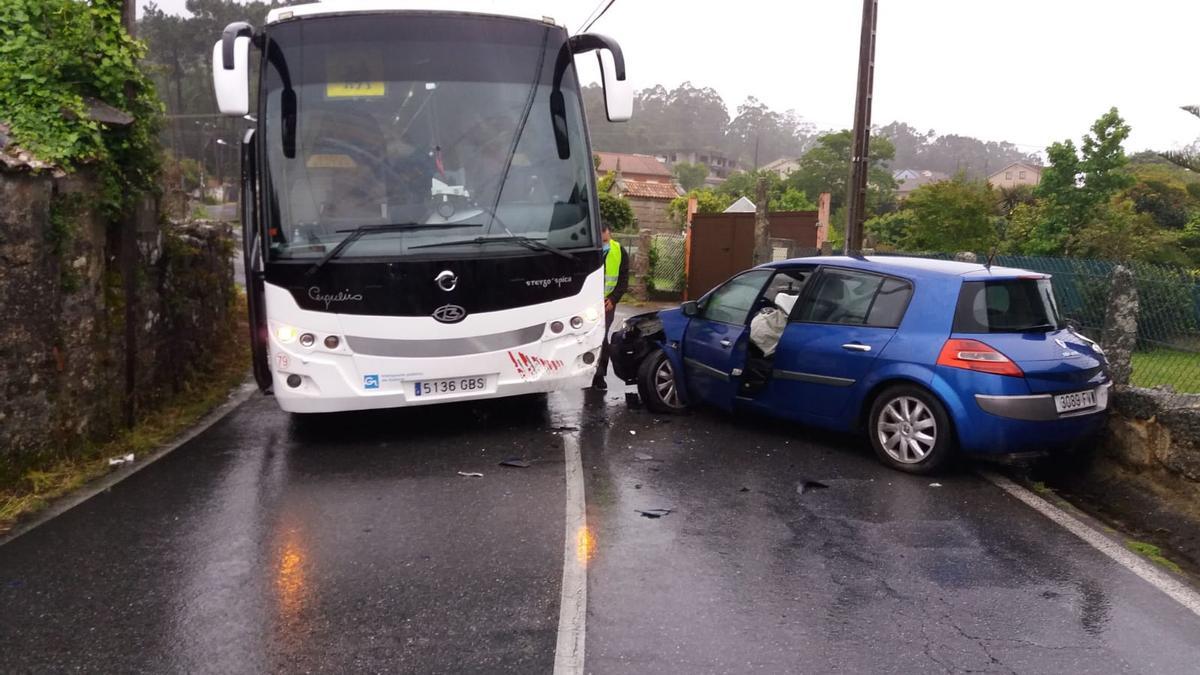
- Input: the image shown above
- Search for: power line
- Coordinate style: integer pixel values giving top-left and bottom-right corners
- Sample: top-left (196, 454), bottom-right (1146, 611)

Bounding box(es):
top-left (577, 0), bottom-right (616, 34)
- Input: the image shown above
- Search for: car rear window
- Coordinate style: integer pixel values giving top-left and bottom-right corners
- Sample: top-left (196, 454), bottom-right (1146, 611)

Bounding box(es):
top-left (953, 279), bottom-right (1063, 333)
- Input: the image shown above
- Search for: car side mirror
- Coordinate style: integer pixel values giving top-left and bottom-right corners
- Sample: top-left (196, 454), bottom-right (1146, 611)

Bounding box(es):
top-left (682, 301), bottom-right (699, 317)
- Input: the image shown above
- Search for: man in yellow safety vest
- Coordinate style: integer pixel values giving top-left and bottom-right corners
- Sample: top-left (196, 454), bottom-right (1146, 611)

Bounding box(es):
top-left (592, 222), bottom-right (629, 391)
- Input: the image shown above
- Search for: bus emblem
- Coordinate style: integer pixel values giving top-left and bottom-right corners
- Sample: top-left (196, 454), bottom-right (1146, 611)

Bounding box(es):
top-left (435, 270), bottom-right (458, 292)
top-left (432, 304), bottom-right (467, 323)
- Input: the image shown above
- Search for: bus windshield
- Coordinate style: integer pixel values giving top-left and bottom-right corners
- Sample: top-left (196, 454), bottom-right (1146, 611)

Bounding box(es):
top-left (261, 14), bottom-right (595, 261)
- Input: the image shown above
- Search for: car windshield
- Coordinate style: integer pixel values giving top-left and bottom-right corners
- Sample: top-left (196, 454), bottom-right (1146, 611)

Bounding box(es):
top-left (953, 278), bottom-right (1064, 333)
top-left (261, 14), bottom-right (595, 260)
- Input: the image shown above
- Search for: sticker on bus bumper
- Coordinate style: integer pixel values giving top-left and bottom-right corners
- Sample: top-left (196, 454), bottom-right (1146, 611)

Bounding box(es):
top-left (508, 351), bottom-right (563, 381)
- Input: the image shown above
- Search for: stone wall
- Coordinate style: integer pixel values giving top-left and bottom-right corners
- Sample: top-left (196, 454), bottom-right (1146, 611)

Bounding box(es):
top-left (627, 197), bottom-right (675, 234)
top-left (1105, 388), bottom-right (1200, 482)
top-left (0, 169), bottom-right (236, 462)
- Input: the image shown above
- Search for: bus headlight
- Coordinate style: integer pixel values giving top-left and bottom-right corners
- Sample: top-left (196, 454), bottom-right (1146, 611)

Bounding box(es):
top-left (583, 306), bottom-right (601, 323)
top-left (275, 324), bottom-right (300, 343)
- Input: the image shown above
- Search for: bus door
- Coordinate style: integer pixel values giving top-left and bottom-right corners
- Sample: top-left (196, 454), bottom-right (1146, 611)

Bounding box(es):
top-left (242, 129), bottom-right (273, 392)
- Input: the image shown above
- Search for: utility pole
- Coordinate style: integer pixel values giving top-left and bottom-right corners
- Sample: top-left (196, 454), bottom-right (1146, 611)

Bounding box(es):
top-left (845, 0), bottom-right (878, 254)
top-left (753, 176), bottom-right (771, 265)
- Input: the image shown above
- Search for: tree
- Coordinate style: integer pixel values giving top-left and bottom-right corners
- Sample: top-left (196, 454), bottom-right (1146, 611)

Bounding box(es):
top-left (673, 162), bottom-right (709, 191)
top-left (863, 210), bottom-right (914, 249)
top-left (1029, 108), bottom-right (1134, 255)
top-left (878, 121), bottom-right (1039, 179)
top-left (668, 189), bottom-right (733, 226)
top-left (900, 176), bottom-right (999, 252)
top-left (1067, 199), bottom-right (1186, 265)
top-left (599, 191), bottom-right (636, 232)
top-left (785, 130), bottom-right (896, 214)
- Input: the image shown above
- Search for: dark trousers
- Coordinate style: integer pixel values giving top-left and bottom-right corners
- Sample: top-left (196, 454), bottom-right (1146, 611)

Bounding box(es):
top-left (595, 308), bottom-right (616, 380)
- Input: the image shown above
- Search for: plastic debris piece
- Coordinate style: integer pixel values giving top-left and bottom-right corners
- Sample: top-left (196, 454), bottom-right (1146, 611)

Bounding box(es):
top-left (634, 483), bottom-right (642, 489)
top-left (739, 487), bottom-right (751, 493)
top-left (797, 480), bottom-right (829, 494)
top-left (457, 471), bottom-right (484, 478)
top-left (108, 453), bottom-right (134, 466)
top-left (929, 482), bottom-right (943, 488)
top-left (636, 508), bottom-right (673, 519)
top-left (629, 430), bottom-right (637, 435)
top-left (634, 452), bottom-right (654, 461)
top-left (499, 458), bottom-right (532, 468)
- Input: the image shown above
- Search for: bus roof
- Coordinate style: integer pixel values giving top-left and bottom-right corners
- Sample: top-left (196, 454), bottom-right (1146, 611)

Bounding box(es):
top-left (266, 2), bottom-right (562, 27)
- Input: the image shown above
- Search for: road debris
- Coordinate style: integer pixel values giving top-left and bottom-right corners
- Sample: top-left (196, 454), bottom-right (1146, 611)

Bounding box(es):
top-left (797, 480), bottom-right (829, 494)
top-left (739, 487), bottom-right (751, 493)
top-left (108, 453), bottom-right (134, 466)
top-left (498, 458), bottom-right (532, 468)
top-left (629, 430), bottom-right (637, 435)
top-left (457, 471), bottom-right (484, 478)
top-left (637, 508), bottom-right (673, 519)
top-left (929, 482), bottom-right (943, 488)
top-left (634, 452), bottom-right (654, 461)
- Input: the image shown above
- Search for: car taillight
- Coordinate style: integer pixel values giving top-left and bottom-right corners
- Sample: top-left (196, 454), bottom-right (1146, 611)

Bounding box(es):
top-left (937, 339), bottom-right (1024, 377)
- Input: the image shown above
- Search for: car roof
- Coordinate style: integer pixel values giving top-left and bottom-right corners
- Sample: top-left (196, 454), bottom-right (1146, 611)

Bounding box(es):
top-left (765, 256), bottom-right (1046, 281)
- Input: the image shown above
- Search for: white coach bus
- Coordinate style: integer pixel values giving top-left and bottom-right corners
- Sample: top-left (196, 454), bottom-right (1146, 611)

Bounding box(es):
top-left (212, 1), bottom-right (631, 412)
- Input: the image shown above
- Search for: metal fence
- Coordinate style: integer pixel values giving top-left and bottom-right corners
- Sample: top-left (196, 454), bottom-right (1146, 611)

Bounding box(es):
top-left (649, 234), bottom-right (686, 292)
top-left (882, 252), bottom-right (1200, 398)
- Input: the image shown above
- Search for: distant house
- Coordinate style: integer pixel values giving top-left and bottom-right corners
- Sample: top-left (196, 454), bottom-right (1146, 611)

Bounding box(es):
top-left (595, 152), bottom-right (674, 182)
top-left (724, 196), bottom-right (757, 213)
top-left (596, 152), bottom-right (683, 233)
top-left (609, 177), bottom-right (684, 233)
top-left (661, 148), bottom-right (741, 185)
top-left (762, 157), bottom-right (800, 177)
top-left (988, 162), bottom-right (1042, 190)
top-left (893, 169), bottom-right (951, 200)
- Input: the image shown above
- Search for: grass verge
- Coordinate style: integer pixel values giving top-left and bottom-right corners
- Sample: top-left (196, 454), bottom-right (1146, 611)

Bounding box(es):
top-left (0, 297), bottom-right (249, 536)
top-left (1126, 540), bottom-right (1184, 574)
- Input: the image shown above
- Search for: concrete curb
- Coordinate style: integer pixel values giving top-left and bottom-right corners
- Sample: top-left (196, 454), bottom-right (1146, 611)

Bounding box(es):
top-left (0, 380), bottom-right (258, 548)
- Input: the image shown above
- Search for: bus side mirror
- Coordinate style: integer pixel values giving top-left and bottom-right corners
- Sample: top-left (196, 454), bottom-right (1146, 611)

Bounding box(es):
top-left (569, 33), bottom-right (632, 123)
top-left (682, 301), bottom-right (699, 317)
top-left (212, 23), bottom-right (253, 116)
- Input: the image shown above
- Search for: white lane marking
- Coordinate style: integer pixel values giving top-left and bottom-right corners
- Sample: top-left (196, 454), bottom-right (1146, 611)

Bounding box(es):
top-left (553, 433), bottom-right (588, 675)
top-left (981, 470), bottom-right (1200, 618)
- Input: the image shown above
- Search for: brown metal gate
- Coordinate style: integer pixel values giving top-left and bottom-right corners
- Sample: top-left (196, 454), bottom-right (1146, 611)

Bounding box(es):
top-left (686, 211), bottom-right (819, 299)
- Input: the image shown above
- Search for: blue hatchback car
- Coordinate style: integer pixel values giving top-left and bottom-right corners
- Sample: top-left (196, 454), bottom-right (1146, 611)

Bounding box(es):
top-left (610, 256), bottom-right (1111, 473)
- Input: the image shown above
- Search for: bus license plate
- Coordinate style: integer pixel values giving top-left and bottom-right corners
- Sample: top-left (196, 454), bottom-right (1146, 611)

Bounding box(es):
top-left (1054, 389), bottom-right (1096, 414)
top-left (413, 376), bottom-right (487, 398)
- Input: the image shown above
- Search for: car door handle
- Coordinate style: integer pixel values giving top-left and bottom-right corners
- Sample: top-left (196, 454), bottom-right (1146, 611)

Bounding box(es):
top-left (720, 339), bottom-right (732, 348)
top-left (842, 343), bottom-right (871, 352)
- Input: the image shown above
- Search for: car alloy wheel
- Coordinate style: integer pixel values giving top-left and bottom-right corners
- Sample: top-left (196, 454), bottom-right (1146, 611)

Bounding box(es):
top-left (654, 357), bottom-right (681, 409)
top-left (877, 395), bottom-right (937, 464)
top-left (638, 349), bottom-right (687, 414)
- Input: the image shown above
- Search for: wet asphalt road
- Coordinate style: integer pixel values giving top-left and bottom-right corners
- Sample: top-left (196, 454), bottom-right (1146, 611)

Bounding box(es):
top-left (3, 318), bottom-right (1200, 672)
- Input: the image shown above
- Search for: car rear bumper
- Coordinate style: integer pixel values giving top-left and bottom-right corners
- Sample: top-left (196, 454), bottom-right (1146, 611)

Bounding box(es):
top-left (974, 383), bottom-right (1111, 421)
top-left (953, 385), bottom-right (1111, 455)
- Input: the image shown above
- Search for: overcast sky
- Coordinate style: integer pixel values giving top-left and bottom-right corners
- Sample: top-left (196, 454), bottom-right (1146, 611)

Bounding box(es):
top-left (139, 0), bottom-right (1200, 155)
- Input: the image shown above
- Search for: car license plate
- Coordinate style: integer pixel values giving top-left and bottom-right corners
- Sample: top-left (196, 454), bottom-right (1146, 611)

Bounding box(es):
top-left (1054, 389), bottom-right (1097, 414)
top-left (413, 376), bottom-right (488, 398)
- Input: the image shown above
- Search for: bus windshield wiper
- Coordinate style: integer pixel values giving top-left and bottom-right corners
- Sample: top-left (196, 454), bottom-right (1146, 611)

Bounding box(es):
top-left (410, 234), bottom-right (574, 260)
top-left (305, 222), bottom-right (481, 276)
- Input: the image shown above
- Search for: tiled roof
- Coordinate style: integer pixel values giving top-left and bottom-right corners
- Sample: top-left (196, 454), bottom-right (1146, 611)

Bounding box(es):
top-left (596, 152), bottom-right (672, 177)
top-left (616, 178), bottom-right (682, 200)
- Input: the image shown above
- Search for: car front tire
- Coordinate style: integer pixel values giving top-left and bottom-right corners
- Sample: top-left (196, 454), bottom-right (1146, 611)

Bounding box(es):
top-left (637, 349), bottom-right (688, 414)
top-left (868, 385), bottom-right (953, 474)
